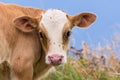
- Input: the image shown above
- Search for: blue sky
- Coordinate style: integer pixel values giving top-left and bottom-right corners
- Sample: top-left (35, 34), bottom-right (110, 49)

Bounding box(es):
top-left (1, 0), bottom-right (120, 49)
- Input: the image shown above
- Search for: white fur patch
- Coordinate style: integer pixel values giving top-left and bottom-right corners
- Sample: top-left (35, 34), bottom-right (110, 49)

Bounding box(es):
top-left (40, 9), bottom-right (68, 64)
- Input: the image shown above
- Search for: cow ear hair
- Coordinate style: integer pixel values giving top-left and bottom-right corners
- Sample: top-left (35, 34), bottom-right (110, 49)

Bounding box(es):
top-left (67, 12), bottom-right (96, 28)
top-left (13, 16), bottom-right (39, 32)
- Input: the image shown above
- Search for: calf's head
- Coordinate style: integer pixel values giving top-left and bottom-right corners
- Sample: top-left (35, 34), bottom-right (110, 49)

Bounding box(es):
top-left (13, 9), bottom-right (96, 65)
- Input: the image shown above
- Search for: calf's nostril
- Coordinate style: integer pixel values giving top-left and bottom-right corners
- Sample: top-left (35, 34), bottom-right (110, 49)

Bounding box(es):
top-left (59, 58), bottom-right (62, 62)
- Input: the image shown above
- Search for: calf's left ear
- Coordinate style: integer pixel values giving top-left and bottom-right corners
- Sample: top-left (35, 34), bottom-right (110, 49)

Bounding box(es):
top-left (13, 16), bottom-right (39, 32)
top-left (68, 12), bottom-right (96, 28)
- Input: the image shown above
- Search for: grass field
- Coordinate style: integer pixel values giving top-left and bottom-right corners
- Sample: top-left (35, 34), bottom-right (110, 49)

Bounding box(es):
top-left (43, 38), bottom-right (120, 80)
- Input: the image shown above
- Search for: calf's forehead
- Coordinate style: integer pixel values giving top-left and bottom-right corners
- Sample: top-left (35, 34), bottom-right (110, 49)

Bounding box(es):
top-left (41, 9), bottom-right (68, 27)
top-left (40, 10), bottom-right (69, 40)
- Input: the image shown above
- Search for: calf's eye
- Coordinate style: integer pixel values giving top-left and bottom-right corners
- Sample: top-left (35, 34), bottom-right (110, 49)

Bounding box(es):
top-left (64, 31), bottom-right (71, 38)
top-left (39, 32), bottom-right (44, 38)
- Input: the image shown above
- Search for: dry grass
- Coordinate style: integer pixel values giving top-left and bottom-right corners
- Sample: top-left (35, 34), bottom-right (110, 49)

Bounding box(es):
top-left (43, 35), bottom-right (120, 80)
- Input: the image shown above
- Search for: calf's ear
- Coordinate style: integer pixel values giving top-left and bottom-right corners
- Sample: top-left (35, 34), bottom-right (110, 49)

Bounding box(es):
top-left (68, 12), bottom-right (96, 28)
top-left (13, 16), bottom-right (39, 32)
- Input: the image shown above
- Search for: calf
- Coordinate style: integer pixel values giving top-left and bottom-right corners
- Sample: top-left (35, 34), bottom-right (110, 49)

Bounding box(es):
top-left (0, 2), bottom-right (96, 80)
top-left (14, 9), bottom-right (96, 80)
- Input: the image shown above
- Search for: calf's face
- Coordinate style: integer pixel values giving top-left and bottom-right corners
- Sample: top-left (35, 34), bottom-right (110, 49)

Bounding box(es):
top-left (13, 9), bottom-right (96, 65)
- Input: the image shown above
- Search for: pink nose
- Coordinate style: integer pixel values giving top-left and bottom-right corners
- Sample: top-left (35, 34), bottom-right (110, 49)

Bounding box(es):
top-left (48, 55), bottom-right (64, 65)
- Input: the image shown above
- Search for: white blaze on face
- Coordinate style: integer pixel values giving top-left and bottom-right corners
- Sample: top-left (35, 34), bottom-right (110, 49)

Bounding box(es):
top-left (40, 9), bottom-right (69, 64)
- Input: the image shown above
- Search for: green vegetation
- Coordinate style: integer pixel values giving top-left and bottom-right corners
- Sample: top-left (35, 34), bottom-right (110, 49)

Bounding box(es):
top-left (43, 58), bottom-right (120, 80)
top-left (43, 38), bottom-right (120, 80)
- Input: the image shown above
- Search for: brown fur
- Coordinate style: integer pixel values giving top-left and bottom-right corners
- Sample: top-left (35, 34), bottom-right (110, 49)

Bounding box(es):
top-left (62, 23), bottom-right (71, 51)
top-left (0, 61), bottom-right (10, 80)
top-left (0, 2), bottom-right (51, 80)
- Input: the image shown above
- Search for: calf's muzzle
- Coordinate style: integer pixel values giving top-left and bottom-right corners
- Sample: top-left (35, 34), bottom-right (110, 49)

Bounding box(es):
top-left (48, 54), bottom-right (64, 65)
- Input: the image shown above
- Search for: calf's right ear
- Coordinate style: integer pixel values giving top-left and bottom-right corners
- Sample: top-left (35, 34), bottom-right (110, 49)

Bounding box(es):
top-left (13, 16), bottom-right (39, 32)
